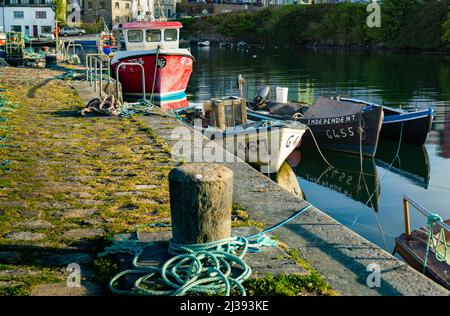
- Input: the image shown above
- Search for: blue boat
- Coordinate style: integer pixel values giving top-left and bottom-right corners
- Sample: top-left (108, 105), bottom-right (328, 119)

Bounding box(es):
top-left (338, 97), bottom-right (434, 146)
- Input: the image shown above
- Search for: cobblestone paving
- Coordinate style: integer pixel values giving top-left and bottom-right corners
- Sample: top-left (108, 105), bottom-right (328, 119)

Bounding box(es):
top-left (0, 67), bottom-right (175, 295)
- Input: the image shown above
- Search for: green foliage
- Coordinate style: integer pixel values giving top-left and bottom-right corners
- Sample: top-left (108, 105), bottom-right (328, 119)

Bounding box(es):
top-left (395, 0), bottom-right (450, 50)
top-left (443, 5), bottom-right (450, 43)
top-left (379, 0), bottom-right (417, 43)
top-left (93, 258), bottom-right (120, 285)
top-left (53, 0), bottom-right (67, 25)
top-left (183, 1), bottom-right (449, 51)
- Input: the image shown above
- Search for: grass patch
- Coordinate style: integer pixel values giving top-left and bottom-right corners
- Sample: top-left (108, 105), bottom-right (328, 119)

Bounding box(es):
top-left (244, 272), bottom-right (336, 296)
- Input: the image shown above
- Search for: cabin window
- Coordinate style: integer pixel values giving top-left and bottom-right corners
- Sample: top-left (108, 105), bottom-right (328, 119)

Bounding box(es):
top-left (164, 29), bottom-right (177, 42)
top-left (146, 29), bottom-right (161, 42)
top-left (127, 30), bottom-right (143, 43)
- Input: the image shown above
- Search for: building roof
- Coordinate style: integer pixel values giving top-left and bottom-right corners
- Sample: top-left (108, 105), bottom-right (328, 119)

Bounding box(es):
top-left (119, 21), bottom-right (183, 30)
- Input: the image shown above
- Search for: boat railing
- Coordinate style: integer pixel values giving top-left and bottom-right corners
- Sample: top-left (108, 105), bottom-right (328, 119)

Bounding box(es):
top-left (64, 41), bottom-right (84, 60)
top-left (114, 62), bottom-right (146, 102)
top-left (85, 54), bottom-right (111, 97)
top-left (403, 194), bottom-right (450, 236)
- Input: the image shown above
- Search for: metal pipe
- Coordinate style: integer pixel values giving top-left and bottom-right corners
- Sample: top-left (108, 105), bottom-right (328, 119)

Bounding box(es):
top-left (94, 59), bottom-right (98, 92)
top-left (403, 195), bottom-right (450, 231)
top-left (99, 59), bottom-right (103, 97)
top-left (115, 62), bottom-right (146, 102)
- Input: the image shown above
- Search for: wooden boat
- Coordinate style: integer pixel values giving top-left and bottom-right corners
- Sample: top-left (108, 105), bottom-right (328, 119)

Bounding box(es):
top-left (174, 97), bottom-right (307, 173)
top-left (394, 196), bottom-right (449, 289)
top-left (292, 147), bottom-right (380, 211)
top-left (395, 220), bottom-right (449, 289)
top-left (110, 21), bottom-right (194, 109)
top-left (375, 141), bottom-right (430, 189)
top-left (247, 96), bottom-right (384, 157)
top-left (338, 97), bottom-right (434, 146)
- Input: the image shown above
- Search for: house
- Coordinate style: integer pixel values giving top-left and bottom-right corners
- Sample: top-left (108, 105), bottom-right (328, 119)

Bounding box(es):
top-left (0, 0), bottom-right (56, 37)
top-left (154, 0), bottom-right (175, 19)
top-left (80, 0), bottom-right (159, 28)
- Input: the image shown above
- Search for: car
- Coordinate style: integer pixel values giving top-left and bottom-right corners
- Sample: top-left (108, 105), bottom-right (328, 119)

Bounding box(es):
top-left (60, 27), bottom-right (86, 37)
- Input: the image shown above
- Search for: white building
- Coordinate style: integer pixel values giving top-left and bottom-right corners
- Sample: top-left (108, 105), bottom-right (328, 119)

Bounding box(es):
top-left (130, 0), bottom-right (155, 21)
top-left (0, 0), bottom-right (55, 37)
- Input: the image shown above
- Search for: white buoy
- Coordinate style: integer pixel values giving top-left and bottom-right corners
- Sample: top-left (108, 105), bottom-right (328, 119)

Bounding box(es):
top-left (276, 87), bottom-right (289, 103)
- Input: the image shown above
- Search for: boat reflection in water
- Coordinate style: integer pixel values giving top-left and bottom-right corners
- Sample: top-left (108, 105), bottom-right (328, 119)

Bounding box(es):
top-left (289, 147), bottom-right (380, 212)
top-left (270, 162), bottom-right (305, 199)
top-left (375, 141), bottom-right (430, 189)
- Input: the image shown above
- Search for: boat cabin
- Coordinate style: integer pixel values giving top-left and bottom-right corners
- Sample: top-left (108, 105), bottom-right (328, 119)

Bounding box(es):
top-left (113, 21), bottom-right (182, 51)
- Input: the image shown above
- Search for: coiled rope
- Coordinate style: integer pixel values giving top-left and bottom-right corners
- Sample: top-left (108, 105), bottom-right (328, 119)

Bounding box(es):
top-left (422, 214), bottom-right (448, 273)
top-left (100, 204), bottom-right (313, 296)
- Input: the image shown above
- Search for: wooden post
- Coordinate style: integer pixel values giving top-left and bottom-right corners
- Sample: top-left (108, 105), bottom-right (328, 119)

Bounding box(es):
top-left (403, 198), bottom-right (411, 237)
top-left (169, 163), bottom-right (233, 244)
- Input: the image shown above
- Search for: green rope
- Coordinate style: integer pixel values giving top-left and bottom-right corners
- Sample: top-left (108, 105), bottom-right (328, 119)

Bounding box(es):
top-left (423, 214), bottom-right (448, 273)
top-left (0, 160), bottom-right (11, 172)
top-left (120, 99), bottom-right (156, 118)
top-left (101, 204), bottom-right (312, 296)
top-left (106, 236), bottom-right (251, 296)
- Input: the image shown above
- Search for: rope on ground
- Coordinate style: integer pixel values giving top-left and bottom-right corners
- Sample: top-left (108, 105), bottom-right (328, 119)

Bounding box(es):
top-left (99, 204), bottom-right (313, 296)
top-left (105, 236), bottom-right (251, 296)
top-left (53, 71), bottom-right (86, 81)
top-left (422, 214), bottom-right (448, 273)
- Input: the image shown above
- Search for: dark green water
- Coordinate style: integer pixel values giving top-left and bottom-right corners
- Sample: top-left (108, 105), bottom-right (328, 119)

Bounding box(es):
top-left (187, 46), bottom-right (450, 252)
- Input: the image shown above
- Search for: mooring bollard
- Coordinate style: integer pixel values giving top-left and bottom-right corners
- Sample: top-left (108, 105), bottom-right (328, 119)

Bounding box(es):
top-left (169, 163), bottom-right (233, 244)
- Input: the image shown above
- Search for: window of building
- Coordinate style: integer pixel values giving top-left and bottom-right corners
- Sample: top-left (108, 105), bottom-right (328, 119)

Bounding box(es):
top-left (88, 1), bottom-right (93, 9)
top-left (13, 11), bottom-right (24, 19)
top-left (164, 29), bottom-right (177, 42)
top-left (115, 2), bottom-right (119, 8)
top-left (115, 16), bottom-right (120, 22)
top-left (41, 26), bottom-right (52, 34)
top-left (99, 1), bottom-right (105, 9)
top-left (125, 3), bottom-right (130, 9)
top-left (146, 29), bottom-right (161, 42)
top-left (127, 30), bottom-right (143, 43)
top-left (36, 11), bottom-right (47, 19)
top-left (9, 0), bottom-right (18, 4)
top-left (21, 0), bottom-right (29, 4)
top-left (11, 25), bottom-right (22, 32)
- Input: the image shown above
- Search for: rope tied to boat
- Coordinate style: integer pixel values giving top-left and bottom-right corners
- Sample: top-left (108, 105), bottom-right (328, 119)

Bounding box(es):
top-left (423, 213), bottom-right (448, 273)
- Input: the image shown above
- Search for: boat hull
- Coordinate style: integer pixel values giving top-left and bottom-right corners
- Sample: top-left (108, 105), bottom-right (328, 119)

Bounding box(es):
top-left (206, 125), bottom-right (306, 173)
top-left (111, 50), bottom-right (194, 109)
top-left (395, 223), bottom-right (450, 290)
top-left (297, 106), bottom-right (383, 157)
top-left (380, 108), bottom-right (434, 145)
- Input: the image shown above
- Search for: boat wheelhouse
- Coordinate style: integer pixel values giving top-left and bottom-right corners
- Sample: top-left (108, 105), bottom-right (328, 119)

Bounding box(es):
top-left (110, 21), bottom-right (194, 109)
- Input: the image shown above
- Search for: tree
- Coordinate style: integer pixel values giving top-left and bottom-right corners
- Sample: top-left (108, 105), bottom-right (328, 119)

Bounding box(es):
top-left (53, 0), bottom-right (67, 25)
top-left (380, 0), bottom-right (417, 43)
top-left (442, 5), bottom-right (450, 43)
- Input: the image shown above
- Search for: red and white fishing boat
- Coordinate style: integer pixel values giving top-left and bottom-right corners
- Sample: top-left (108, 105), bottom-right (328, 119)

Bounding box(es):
top-left (111, 21), bottom-right (194, 109)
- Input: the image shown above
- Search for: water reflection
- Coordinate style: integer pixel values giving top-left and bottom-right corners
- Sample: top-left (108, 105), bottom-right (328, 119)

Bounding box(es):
top-left (291, 147), bottom-right (380, 212)
top-left (375, 142), bottom-right (430, 189)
